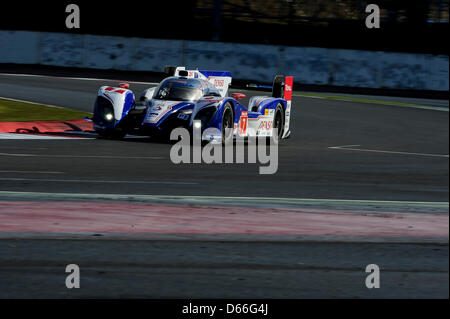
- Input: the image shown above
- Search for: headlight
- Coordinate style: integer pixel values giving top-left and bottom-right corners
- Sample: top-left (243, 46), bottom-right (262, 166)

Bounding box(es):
top-left (105, 113), bottom-right (114, 121)
top-left (94, 96), bottom-right (115, 124)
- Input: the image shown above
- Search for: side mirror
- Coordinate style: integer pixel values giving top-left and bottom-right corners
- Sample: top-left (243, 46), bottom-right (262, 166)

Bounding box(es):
top-left (232, 93), bottom-right (246, 101)
top-left (119, 83), bottom-right (130, 89)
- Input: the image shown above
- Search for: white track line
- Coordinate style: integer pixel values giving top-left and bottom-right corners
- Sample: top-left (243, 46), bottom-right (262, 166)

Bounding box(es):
top-left (0, 178), bottom-right (197, 185)
top-left (0, 191), bottom-right (447, 208)
top-left (329, 145), bottom-right (449, 158)
top-left (0, 170), bottom-right (63, 174)
top-left (0, 133), bottom-right (93, 140)
top-left (0, 152), bottom-right (163, 159)
top-left (0, 73), bottom-right (159, 85)
top-left (294, 94), bottom-right (449, 112)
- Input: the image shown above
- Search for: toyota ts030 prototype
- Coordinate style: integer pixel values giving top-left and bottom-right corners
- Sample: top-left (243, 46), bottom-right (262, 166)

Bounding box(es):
top-left (90, 66), bottom-right (293, 143)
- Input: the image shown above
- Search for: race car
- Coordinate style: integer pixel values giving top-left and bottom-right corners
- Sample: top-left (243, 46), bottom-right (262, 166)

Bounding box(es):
top-left (90, 66), bottom-right (293, 143)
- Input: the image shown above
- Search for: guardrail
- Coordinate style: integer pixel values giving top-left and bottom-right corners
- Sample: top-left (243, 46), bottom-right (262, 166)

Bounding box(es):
top-left (0, 30), bottom-right (448, 91)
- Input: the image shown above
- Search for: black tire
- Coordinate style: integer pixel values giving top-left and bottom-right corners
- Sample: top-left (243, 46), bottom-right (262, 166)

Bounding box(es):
top-left (272, 75), bottom-right (285, 98)
top-left (221, 103), bottom-right (234, 145)
top-left (269, 104), bottom-right (284, 144)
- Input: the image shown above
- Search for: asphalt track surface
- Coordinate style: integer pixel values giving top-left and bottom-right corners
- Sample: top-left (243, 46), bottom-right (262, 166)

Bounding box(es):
top-left (0, 73), bottom-right (448, 298)
top-left (0, 74), bottom-right (448, 201)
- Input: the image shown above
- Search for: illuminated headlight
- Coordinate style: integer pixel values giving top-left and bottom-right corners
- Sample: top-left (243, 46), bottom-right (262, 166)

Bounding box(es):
top-left (105, 113), bottom-right (114, 121)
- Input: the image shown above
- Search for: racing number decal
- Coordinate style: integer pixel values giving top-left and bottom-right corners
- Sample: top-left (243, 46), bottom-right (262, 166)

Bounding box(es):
top-left (239, 111), bottom-right (248, 135)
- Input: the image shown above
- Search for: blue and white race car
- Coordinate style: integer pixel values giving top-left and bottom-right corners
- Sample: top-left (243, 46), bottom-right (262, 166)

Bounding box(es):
top-left (91, 66), bottom-right (293, 143)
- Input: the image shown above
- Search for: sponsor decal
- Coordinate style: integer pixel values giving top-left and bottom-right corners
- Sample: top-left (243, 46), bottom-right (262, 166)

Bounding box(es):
top-left (284, 76), bottom-right (293, 101)
top-left (214, 78), bottom-right (225, 87)
top-left (177, 113), bottom-right (190, 120)
top-left (198, 97), bottom-right (221, 103)
top-left (258, 120), bottom-right (273, 131)
top-left (146, 103), bottom-right (177, 123)
top-left (264, 109), bottom-right (274, 116)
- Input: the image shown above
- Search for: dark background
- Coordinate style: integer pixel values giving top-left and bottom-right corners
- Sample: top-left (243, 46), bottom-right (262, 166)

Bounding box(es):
top-left (1, 0), bottom-right (448, 54)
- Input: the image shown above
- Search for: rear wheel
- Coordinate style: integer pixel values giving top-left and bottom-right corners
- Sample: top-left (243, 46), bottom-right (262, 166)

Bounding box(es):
top-left (221, 103), bottom-right (234, 145)
top-left (268, 104), bottom-right (284, 144)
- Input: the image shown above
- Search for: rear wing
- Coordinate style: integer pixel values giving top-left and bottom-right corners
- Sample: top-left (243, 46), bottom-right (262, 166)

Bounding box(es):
top-left (272, 75), bottom-right (293, 102)
top-left (165, 66), bottom-right (232, 98)
top-left (245, 75), bottom-right (293, 103)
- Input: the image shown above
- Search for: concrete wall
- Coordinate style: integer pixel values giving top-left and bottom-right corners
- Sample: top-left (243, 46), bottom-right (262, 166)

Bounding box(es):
top-left (0, 30), bottom-right (448, 91)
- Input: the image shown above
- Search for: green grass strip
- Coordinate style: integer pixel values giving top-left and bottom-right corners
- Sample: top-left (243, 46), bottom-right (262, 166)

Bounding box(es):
top-left (293, 92), bottom-right (449, 112)
top-left (0, 98), bottom-right (91, 122)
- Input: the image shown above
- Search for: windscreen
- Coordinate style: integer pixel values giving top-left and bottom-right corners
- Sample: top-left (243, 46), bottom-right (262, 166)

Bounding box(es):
top-left (153, 79), bottom-right (203, 101)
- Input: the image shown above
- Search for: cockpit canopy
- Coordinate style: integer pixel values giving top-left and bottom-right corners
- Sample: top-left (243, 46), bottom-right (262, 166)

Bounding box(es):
top-left (153, 77), bottom-right (221, 102)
